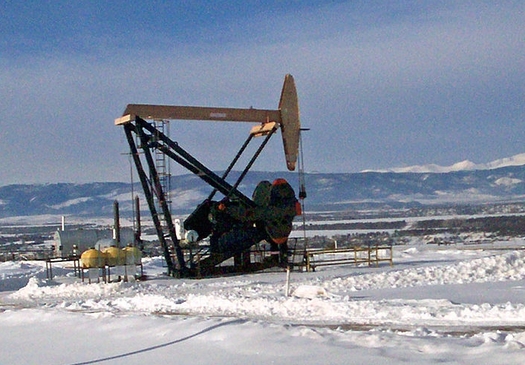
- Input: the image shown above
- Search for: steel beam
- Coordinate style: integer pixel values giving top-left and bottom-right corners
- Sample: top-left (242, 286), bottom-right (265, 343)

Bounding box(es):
top-left (123, 124), bottom-right (177, 275)
top-left (118, 105), bottom-right (281, 125)
top-left (138, 118), bottom-right (255, 207)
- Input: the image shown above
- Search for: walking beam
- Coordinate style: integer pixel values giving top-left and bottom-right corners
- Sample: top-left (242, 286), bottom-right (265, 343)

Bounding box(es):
top-left (115, 74), bottom-right (300, 171)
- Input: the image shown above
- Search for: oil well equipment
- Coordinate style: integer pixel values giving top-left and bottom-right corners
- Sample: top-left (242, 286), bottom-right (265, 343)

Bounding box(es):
top-left (115, 74), bottom-right (304, 277)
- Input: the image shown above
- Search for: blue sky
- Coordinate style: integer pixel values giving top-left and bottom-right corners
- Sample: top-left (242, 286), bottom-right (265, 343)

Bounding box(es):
top-left (1, 1), bottom-right (524, 185)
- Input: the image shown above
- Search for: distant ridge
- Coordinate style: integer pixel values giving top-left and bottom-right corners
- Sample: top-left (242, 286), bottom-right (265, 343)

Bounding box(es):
top-left (1, 164), bottom-right (525, 218)
top-left (365, 153), bottom-right (525, 173)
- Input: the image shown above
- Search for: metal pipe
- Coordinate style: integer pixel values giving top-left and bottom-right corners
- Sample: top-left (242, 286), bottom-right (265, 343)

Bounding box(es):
top-left (207, 133), bottom-right (254, 201)
top-left (229, 125), bottom-right (277, 196)
top-left (113, 200), bottom-right (120, 247)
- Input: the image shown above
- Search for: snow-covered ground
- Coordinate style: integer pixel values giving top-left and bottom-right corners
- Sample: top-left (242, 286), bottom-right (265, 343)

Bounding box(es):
top-left (3, 241), bottom-right (525, 364)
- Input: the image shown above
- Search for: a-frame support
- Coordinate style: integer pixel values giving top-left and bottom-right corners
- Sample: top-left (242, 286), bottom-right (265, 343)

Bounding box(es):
top-left (124, 122), bottom-right (182, 276)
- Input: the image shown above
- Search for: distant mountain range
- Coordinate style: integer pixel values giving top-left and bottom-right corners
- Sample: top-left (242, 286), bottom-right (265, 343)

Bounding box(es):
top-left (368, 153), bottom-right (525, 173)
top-left (2, 163), bottom-right (525, 218)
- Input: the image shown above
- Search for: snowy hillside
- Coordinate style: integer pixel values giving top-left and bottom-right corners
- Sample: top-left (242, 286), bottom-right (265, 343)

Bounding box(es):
top-left (2, 242), bottom-right (525, 364)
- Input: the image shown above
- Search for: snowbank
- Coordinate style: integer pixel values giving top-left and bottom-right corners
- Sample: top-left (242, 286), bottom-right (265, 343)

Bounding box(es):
top-left (2, 245), bottom-right (525, 364)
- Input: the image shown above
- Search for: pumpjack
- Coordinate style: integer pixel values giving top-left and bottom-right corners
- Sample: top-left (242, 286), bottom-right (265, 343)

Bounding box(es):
top-left (115, 74), bottom-right (302, 277)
